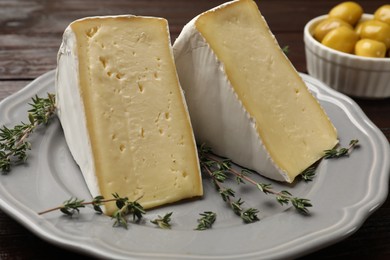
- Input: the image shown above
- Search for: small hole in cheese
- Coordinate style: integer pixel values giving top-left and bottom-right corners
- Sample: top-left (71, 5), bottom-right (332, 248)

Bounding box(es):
top-left (138, 82), bottom-right (144, 92)
top-left (86, 26), bottom-right (99, 38)
top-left (119, 144), bottom-right (126, 152)
top-left (154, 112), bottom-right (161, 123)
top-left (99, 57), bottom-right (107, 68)
top-left (116, 73), bottom-right (124, 79)
top-left (165, 112), bottom-right (170, 120)
top-left (179, 135), bottom-right (184, 145)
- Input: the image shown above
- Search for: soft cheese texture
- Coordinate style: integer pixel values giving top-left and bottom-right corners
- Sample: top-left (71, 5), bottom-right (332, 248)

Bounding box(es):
top-left (173, 0), bottom-right (338, 183)
top-left (56, 16), bottom-right (202, 215)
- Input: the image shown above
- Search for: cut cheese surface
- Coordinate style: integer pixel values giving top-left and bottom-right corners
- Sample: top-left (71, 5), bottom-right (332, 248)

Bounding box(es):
top-left (56, 16), bottom-right (202, 215)
top-left (173, 0), bottom-right (338, 182)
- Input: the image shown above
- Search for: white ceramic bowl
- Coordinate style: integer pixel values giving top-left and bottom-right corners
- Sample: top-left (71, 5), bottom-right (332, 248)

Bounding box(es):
top-left (304, 14), bottom-right (390, 98)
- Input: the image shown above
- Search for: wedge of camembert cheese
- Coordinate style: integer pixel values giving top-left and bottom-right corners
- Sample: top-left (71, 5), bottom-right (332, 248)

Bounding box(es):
top-left (56, 15), bottom-right (203, 215)
top-left (173, 0), bottom-right (338, 183)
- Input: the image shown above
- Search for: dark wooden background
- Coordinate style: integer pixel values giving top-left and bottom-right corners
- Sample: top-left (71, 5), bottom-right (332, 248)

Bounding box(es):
top-left (0, 0), bottom-right (389, 259)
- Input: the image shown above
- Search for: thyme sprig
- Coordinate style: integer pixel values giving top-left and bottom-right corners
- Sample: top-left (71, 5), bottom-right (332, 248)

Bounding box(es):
top-left (324, 139), bottom-right (359, 159)
top-left (151, 212), bottom-right (173, 229)
top-left (199, 144), bottom-right (312, 215)
top-left (38, 195), bottom-right (114, 216)
top-left (298, 139), bottom-right (359, 181)
top-left (38, 195), bottom-right (117, 216)
top-left (249, 176), bottom-right (312, 215)
top-left (38, 193), bottom-right (145, 229)
top-left (0, 93), bottom-right (56, 172)
top-left (195, 211), bottom-right (216, 230)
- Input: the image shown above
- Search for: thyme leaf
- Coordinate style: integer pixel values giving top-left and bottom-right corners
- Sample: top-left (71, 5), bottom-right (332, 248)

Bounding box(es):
top-left (195, 211), bottom-right (216, 230)
top-left (241, 208), bottom-right (260, 223)
top-left (59, 197), bottom-right (85, 216)
top-left (92, 195), bottom-right (105, 214)
top-left (300, 166), bottom-right (316, 182)
top-left (282, 45), bottom-right (290, 55)
top-left (151, 212), bottom-right (173, 229)
top-left (291, 198), bottom-right (312, 215)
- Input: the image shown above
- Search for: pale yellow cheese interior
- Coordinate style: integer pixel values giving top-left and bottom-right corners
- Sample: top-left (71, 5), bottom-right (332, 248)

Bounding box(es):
top-left (71, 16), bottom-right (202, 215)
top-left (195, 0), bottom-right (338, 180)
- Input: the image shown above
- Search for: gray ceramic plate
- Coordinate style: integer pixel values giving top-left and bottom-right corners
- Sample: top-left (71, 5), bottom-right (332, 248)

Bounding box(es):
top-left (0, 70), bottom-right (389, 259)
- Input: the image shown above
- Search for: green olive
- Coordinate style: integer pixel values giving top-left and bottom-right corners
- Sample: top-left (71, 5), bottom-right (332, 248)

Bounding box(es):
top-left (360, 20), bottom-right (390, 48)
top-left (321, 26), bottom-right (359, 53)
top-left (374, 5), bottom-right (390, 25)
top-left (329, 1), bottom-right (364, 25)
top-left (355, 20), bottom-right (370, 35)
top-left (313, 17), bottom-right (353, 42)
top-left (355, 39), bottom-right (387, 58)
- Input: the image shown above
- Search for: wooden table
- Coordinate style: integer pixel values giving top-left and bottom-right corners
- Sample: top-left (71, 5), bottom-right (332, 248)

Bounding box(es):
top-left (0, 0), bottom-right (389, 259)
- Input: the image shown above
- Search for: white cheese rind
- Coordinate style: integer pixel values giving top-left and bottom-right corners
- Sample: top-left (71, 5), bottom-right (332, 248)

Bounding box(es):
top-left (56, 26), bottom-right (101, 196)
top-left (173, 18), bottom-right (288, 182)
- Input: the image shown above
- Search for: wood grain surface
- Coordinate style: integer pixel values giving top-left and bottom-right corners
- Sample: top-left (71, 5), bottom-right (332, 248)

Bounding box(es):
top-left (0, 0), bottom-right (389, 259)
